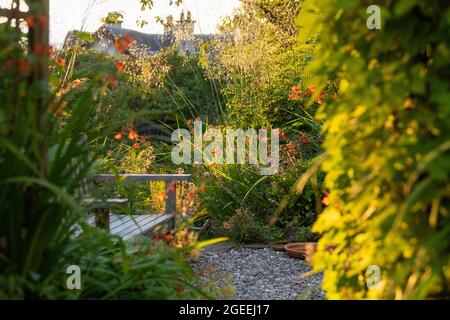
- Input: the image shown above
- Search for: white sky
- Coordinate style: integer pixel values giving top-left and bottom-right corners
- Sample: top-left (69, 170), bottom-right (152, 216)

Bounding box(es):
top-left (0, 0), bottom-right (241, 47)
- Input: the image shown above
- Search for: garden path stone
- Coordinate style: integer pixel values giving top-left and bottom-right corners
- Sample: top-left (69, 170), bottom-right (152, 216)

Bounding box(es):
top-left (191, 247), bottom-right (325, 300)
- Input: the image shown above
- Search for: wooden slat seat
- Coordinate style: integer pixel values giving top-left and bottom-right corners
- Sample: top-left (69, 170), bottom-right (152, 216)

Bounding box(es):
top-left (81, 198), bottom-right (129, 207)
top-left (86, 213), bottom-right (174, 241)
top-left (77, 173), bottom-right (192, 241)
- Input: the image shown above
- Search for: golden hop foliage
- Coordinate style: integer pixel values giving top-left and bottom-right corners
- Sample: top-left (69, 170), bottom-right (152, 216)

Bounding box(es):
top-left (299, 0), bottom-right (450, 299)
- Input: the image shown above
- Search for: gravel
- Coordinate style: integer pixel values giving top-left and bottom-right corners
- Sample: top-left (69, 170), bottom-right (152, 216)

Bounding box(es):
top-left (191, 247), bottom-right (325, 300)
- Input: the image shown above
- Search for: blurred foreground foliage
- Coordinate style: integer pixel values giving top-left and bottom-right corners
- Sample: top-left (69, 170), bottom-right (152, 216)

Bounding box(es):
top-left (299, 0), bottom-right (450, 299)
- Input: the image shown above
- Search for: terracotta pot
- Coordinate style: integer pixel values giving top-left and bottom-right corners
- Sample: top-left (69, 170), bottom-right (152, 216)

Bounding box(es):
top-left (284, 242), bottom-right (317, 260)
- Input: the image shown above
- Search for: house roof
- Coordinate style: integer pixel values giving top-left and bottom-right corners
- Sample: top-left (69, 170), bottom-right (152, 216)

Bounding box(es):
top-left (63, 24), bottom-right (219, 55)
top-left (103, 25), bottom-right (165, 53)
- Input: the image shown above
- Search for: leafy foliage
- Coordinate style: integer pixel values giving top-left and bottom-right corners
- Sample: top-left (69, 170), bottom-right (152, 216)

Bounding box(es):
top-left (0, 4), bottom-right (202, 299)
top-left (299, 0), bottom-right (450, 299)
top-left (200, 0), bottom-right (314, 128)
top-left (100, 11), bottom-right (124, 24)
top-left (70, 48), bottom-right (223, 126)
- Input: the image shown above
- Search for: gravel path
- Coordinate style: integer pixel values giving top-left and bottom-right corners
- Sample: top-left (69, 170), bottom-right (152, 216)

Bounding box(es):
top-left (191, 248), bottom-right (325, 300)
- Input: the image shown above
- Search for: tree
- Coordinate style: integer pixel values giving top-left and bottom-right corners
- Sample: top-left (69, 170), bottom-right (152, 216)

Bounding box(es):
top-left (100, 11), bottom-right (124, 24)
top-left (200, 0), bottom-right (313, 128)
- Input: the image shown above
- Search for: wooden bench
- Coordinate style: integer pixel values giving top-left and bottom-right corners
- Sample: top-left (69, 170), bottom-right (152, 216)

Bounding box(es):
top-left (81, 174), bottom-right (191, 241)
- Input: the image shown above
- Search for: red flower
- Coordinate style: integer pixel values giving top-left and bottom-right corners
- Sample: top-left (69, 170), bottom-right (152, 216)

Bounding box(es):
top-left (299, 134), bottom-right (309, 144)
top-left (133, 142), bottom-right (140, 149)
top-left (285, 142), bottom-right (296, 152)
top-left (278, 129), bottom-right (285, 140)
top-left (163, 231), bottom-right (174, 243)
top-left (103, 75), bottom-right (117, 89)
top-left (154, 191), bottom-right (166, 202)
top-left (116, 61), bottom-right (125, 73)
top-left (114, 133), bottom-right (122, 140)
top-left (25, 15), bottom-right (47, 28)
top-left (288, 86), bottom-right (301, 101)
top-left (55, 56), bottom-right (65, 67)
top-left (128, 129), bottom-right (138, 140)
top-left (55, 101), bottom-right (68, 116)
top-left (25, 15), bottom-right (35, 28)
top-left (33, 43), bottom-right (49, 57)
top-left (305, 85), bottom-right (316, 97)
top-left (114, 35), bottom-right (133, 53)
top-left (291, 86), bottom-right (301, 95)
top-left (316, 91), bottom-right (325, 104)
top-left (38, 15), bottom-right (48, 27)
top-left (322, 193), bottom-right (330, 206)
top-left (71, 79), bottom-right (83, 88)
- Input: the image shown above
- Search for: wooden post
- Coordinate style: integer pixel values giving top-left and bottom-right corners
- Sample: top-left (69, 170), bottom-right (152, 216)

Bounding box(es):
top-left (95, 208), bottom-right (110, 231)
top-left (165, 179), bottom-right (177, 229)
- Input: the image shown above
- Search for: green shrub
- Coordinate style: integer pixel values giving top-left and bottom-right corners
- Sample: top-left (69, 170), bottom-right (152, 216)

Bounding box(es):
top-left (0, 16), bottom-right (201, 299)
top-left (299, 0), bottom-right (450, 299)
top-left (195, 157), bottom-right (323, 243)
top-left (200, 0), bottom-right (313, 128)
top-left (62, 229), bottom-right (204, 300)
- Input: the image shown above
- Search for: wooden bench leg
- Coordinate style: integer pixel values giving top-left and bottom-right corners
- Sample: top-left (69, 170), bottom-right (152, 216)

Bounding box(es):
top-left (167, 216), bottom-right (176, 230)
top-left (165, 180), bottom-right (177, 230)
top-left (95, 208), bottom-right (110, 232)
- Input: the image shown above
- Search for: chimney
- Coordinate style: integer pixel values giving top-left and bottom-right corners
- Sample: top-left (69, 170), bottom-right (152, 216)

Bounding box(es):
top-left (107, 22), bottom-right (122, 29)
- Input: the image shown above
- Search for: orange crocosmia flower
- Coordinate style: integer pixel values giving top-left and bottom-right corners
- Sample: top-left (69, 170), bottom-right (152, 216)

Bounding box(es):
top-left (291, 86), bottom-right (301, 95)
top-left (33, 43), bottom-right (48, 57)
top-left (154, 191), bottom-right (166, 202)
top-left (299, 135), bottom-right (309, 144)
top-left (25, 15), bottom-right (35, 28)
top-left (322, 193), bottom-right (330, 206)
top-left (128, 129), bottom-right (138, 140)
top-left (305, 85), bottom-right (316, 97)
top-left (285, 142), bottom-right (295, 152)
top-left (133, 142), bottom-right (140, 149)
top-left (103, 75), bottom-right (117, 89)
top-left (71, 79), bottom-right (83, 88)
top-left (114, 35), bottom-right (133, 53)
top-left (114, 133), bottom-right (122, 140)
top-left (316, 91), bottom-right (325, 104)
top-left (116, 61), bottom-right (125, 73)
top-left (55, 56), bottom-right (65, 67)
top-left (163, 231), bottom-right (174, 243)
top-left (55, 101), bottom-right (68, 116)
top-left (288, 86), bottom-right (302, 101)
top-left (39, 15), bottom-right (48, 27)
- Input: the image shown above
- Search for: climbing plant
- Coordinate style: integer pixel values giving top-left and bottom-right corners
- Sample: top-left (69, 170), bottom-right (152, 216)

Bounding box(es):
top-left (298, 0), bottom-right (450, 299)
